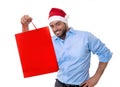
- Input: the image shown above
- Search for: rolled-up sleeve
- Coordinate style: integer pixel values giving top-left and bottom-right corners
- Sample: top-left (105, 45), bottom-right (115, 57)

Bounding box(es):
top-left (88, 33), bottom-right (112, 62)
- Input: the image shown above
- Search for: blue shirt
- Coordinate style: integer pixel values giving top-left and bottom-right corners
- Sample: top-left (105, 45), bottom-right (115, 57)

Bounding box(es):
top-left (52, 27), bottom-right (112, 85)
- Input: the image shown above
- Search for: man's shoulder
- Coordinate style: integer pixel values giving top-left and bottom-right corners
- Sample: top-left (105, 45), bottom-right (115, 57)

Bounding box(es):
top-left (73, 28), bottom-right (91, 36)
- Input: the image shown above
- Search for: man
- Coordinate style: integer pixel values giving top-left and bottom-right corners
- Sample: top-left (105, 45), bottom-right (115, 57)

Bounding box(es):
top-left (21, 8), bottom-right (112, 87)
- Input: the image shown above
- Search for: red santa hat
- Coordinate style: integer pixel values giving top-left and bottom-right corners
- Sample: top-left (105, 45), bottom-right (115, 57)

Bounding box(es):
top-left (48, 8), bottom-right (69, 24)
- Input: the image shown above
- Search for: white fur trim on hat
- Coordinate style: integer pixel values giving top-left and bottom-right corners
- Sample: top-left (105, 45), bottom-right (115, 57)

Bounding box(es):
top-left (48, 16), bottom-right (68, 24)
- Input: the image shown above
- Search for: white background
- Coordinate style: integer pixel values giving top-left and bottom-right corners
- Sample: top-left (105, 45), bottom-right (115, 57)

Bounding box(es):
top-left (0, 0), bottom-right (120, 87)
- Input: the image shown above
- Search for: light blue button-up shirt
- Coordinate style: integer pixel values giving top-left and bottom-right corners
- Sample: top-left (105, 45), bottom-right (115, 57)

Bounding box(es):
top-left (52, 27), bottom-right (112, 85)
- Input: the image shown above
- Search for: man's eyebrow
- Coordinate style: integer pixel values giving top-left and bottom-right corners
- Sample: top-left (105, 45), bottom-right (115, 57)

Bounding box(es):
top-left (56, 21), bottom-right (61, 24)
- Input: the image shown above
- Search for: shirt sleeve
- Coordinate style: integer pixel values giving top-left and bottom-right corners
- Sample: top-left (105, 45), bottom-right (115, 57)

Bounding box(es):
top-left (88, 32), bottom-right (112, 62)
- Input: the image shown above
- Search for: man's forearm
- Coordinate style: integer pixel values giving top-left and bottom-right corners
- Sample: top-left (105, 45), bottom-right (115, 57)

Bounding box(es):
top-left (94, 62), bottom-right (108, 79)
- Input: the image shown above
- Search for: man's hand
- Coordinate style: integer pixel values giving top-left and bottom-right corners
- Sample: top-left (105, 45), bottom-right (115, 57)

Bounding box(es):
top-left (21, 15), bottom-right (32, 32)
top-left (21, 15), bottom-right (32, 25)
top-left (80, 75), bottom-right (99, 87)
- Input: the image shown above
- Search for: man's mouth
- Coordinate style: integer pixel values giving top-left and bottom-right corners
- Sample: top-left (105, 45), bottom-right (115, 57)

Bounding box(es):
top-left (55, 31), bottom-right (61, 35)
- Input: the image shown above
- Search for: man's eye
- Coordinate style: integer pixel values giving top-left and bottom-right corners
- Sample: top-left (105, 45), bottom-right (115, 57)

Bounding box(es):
top-left (50, 25), bottom-right (54, 28)
top-left (57, 23), bottom-right (60, 26)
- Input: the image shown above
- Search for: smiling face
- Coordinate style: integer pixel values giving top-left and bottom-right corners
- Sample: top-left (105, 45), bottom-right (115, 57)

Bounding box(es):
top-left (49, 21), bottom-right (68, 39)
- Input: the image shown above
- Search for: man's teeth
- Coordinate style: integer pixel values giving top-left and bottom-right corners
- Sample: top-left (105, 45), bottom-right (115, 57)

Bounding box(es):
top-left (56, 31), bottom-right (60, 34)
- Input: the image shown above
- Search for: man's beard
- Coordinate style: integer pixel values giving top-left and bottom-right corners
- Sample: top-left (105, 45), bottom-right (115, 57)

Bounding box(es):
top-left (58, 24), bottom-right (67, 39)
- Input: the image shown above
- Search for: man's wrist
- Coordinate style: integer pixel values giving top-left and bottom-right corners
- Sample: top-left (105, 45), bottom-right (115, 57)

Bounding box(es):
top-left (22, 25), bottom-right (29, 32)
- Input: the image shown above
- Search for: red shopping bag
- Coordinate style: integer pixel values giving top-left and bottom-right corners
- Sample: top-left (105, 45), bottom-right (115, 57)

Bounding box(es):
top-left (15, 26), bottom-right (58, 78)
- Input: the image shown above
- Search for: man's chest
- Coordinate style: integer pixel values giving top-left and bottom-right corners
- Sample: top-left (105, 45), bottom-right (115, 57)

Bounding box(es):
top-left (53, 37), bottom-right (90, 62)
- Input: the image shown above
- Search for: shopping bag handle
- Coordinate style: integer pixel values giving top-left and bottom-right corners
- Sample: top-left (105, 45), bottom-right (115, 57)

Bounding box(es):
top-left (31, 22), bottom-right (37, 29)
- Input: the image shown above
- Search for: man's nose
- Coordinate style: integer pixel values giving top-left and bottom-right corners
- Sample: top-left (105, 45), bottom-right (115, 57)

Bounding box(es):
top-left (53, 26), bottom-right (58, 32)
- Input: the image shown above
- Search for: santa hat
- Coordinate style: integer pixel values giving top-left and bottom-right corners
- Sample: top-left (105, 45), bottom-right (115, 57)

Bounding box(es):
top-left (48, 8), bottom-right (69, 24)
